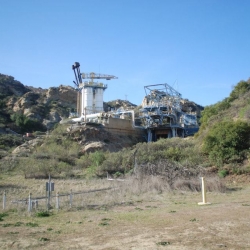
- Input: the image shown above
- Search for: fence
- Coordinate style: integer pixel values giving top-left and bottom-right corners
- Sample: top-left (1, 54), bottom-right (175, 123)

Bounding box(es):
top-left (2, 187), bottom-right (113, 212)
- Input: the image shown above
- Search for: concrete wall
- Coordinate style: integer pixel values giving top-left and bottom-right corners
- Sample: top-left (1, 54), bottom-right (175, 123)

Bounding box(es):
top-left (104, 117), bottom-right (146, 138)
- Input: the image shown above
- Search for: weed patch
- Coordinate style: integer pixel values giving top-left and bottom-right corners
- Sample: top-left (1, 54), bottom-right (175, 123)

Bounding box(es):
top-left (99, 222), bottom-right (109, 226)
top-left (36, 210), bottom-right (51, 217)
top-left (7, 231), bottom-right (19, 235)
top-left (26, 222), bottom-right (39, 227)
top-left (156, 241), bottom-right (171, 246)
top-left (14, 222), bottom-right (23, 227)
top-left (0, 212), bottom-right (8, 221)
top-left (2, 223), bottom-right (12, 227)
top-left (190, 218), bottom-right (197, 222)
top-left (39, 237), bottom-right (50, 242)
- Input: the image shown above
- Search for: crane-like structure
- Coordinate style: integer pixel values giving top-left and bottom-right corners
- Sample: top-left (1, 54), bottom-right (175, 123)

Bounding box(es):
top-left (72, 62), bottom-right (118, 117)
top-left (82, 72), bottom-right (118, 81)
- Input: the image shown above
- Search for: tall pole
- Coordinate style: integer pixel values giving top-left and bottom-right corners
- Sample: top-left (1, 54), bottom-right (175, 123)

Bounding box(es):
top-left (3, 190), bottom-right (6, 210)
top-left (198, 177), bottom-right (211, 205)
top-left (47, 174), bottom-right (51, 211)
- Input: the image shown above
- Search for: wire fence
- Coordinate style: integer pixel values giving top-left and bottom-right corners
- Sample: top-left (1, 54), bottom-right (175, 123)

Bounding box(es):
top-left (2, 187), bottom-right (113, 212)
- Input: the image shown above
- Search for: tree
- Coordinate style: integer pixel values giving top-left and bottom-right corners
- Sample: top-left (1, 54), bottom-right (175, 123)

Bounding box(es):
top-left (10, 113), bottom-right (45, 133)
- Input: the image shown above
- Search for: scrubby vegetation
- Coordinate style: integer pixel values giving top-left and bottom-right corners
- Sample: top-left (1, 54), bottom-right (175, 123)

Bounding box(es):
top-left (10, 113), bottom-right (46, 133)
top-left (1, 78), bottom-right (250, 187)
top-left (202, 120), bottom-right (250, 167)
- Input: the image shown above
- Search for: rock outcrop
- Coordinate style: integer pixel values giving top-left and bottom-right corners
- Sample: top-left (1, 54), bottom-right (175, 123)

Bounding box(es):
top-left (0, 74), bottom-right (77, 130)
top-left (68, 125), bottom-right (143, 153)
top-left (0, 74), bottom-right (30, 97)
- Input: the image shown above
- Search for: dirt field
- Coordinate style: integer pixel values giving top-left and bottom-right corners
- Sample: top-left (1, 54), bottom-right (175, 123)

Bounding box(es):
top-left (0, 175), bottom-right (250, 250)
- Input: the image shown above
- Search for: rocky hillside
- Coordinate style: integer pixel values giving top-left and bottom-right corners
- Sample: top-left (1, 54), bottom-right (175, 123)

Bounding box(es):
top-left (0, 73), bottom-right (203, 134)
top-left (0, 73), bottom-right (77, 131)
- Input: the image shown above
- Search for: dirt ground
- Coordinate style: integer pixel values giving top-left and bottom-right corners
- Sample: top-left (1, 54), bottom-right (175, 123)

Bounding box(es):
top-left (1, 178), bottom-right (250, 250)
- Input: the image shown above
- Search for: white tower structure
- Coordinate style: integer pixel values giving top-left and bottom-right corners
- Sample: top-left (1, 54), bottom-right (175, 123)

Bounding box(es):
top-left (72, 63), bottom-right (118, 118)
top-left (80, 79), bottom-right (108, 115)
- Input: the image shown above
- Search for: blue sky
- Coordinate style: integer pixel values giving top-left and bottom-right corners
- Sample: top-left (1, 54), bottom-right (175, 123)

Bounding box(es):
top-left (1, 0), bottom-right (250, 107)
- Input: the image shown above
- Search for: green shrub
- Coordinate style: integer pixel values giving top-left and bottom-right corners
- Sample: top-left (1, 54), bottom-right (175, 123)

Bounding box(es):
top-left (228, 80), bottom-right (250, 102)
top-left (26, 222), bottom-right (39, 227)
top-left (86, 151), bottom-right (106, 177)
top-left (0, 212), bottom-right (8, 221)
top-left (218, 169), bottom-right (228, 178)
top-left (10, 113), bottom-right (45, 132)
top-left (0, 134), bottom-right (23, 148)
top-left (36, 211), bottom-right (50, 217)
top-left (203, 120), bottom-right (250, 166)
top-left (98, 138), bottom-right (204, 177)
top-left (0, 100), bottom-right (6, 109)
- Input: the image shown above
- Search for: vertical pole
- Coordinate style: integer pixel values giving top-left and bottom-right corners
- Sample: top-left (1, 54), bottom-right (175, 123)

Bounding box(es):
top-left (198, 177), bottom-right (211, 205)
top-left (47, 174), bottom-right (51, 211)
top-left (70, 189), bottom-right (73, 208)
top-left (201, 177), bottom-right (207, 203)
top-left (35, 200), bottom-right (38, 209)
top-left (56, 192), bottom-right (60, 210)
top-left (3, 190), bottom-right (6, 210)
top-left (28, 192), bottom-right (32, 213)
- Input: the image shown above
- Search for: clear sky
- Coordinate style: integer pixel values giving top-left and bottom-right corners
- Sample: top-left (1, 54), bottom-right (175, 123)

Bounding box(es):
top-left (1, 0), bottom-right (250, 107)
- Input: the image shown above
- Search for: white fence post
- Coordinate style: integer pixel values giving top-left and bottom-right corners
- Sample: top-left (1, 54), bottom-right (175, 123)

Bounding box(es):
top-left (3, 191), bottom-right (6, 210)
top-left (56, 192), bottom-right (60, 210)
top-left (28, 192), bottom-right (32, 212)
top-left (70, 189), bottom-right (73, 208)
top-left (198, 177), bottom-right (211, 205)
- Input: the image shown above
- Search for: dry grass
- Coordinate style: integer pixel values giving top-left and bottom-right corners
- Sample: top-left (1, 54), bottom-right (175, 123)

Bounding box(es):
top-left (2, 173), bottom-right (249, 249)
top-left (0, 173), bottom-right (226, 212)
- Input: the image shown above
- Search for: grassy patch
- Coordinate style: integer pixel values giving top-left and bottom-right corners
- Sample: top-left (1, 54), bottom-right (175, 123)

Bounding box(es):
top-left (26, 222), bottom-right (39, 227)
top-left (39, 237), bottom-right (50, 242)
top-left (99, 222), bottom-right (109, 226)
top-left (190, 218), bottom-right (197, 222)
top-left (156, 241), bottom-right (171, 246)
top-left (14, 221), bottom-right (23, 227)
top-left (0, 212), bottom-right (8, 221)
top-left (2, 223), bottom-right (12, 227)
top-left (36, 210), bottom-right (51, 217)
top-left (7, 231), bottom-right (19, 235)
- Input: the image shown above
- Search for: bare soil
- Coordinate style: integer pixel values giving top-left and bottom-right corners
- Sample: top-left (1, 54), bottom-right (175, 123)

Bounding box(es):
top-left (0, 175), bottom-right (250, 249)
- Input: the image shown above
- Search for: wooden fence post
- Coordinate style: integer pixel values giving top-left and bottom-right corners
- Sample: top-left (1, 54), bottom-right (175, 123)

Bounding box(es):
top-left (56, 192), bottom-right (60, 210)
top-left (3, 190), bottom-right (6, 210)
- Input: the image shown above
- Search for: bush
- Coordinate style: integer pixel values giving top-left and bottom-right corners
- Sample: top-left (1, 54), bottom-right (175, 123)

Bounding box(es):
top-left (10, 113), bottom-right (46, 133)
top-left (203, 120), bottom-right (250, 166)
top-left (218, 169), bottom-right (228, 178)
top-left (198, 98), bottom-right (231, 130)
top-left (228, 80), bottom-right (250, 102)
top-left (98, 138), bottom-right (205, 177)
top-left (36, 211), bottom-right (51, 217)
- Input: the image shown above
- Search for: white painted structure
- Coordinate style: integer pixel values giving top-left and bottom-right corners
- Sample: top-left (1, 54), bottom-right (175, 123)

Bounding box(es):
top-left (79, 81), bottom-right (107, 116)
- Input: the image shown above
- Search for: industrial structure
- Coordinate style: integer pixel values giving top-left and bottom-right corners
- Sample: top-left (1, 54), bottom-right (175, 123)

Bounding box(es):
top-left (71, 62), bottom-right (199, 142)
top-left (138, 84), bottom-right (198, 141)
top-left (72, 62), bottom-right (117, 117)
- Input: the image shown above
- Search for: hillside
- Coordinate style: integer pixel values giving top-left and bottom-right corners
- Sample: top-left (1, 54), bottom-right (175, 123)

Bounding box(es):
top-left (0, 74), bottom-right (204, 133)
top-left (2, 73), bottom-right (250, 182)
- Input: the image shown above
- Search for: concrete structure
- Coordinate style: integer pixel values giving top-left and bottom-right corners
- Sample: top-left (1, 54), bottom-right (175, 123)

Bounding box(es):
top-left (80, 81), bottom-right (107, 115)
top-left (72, 63), bottom-right (199, 142)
